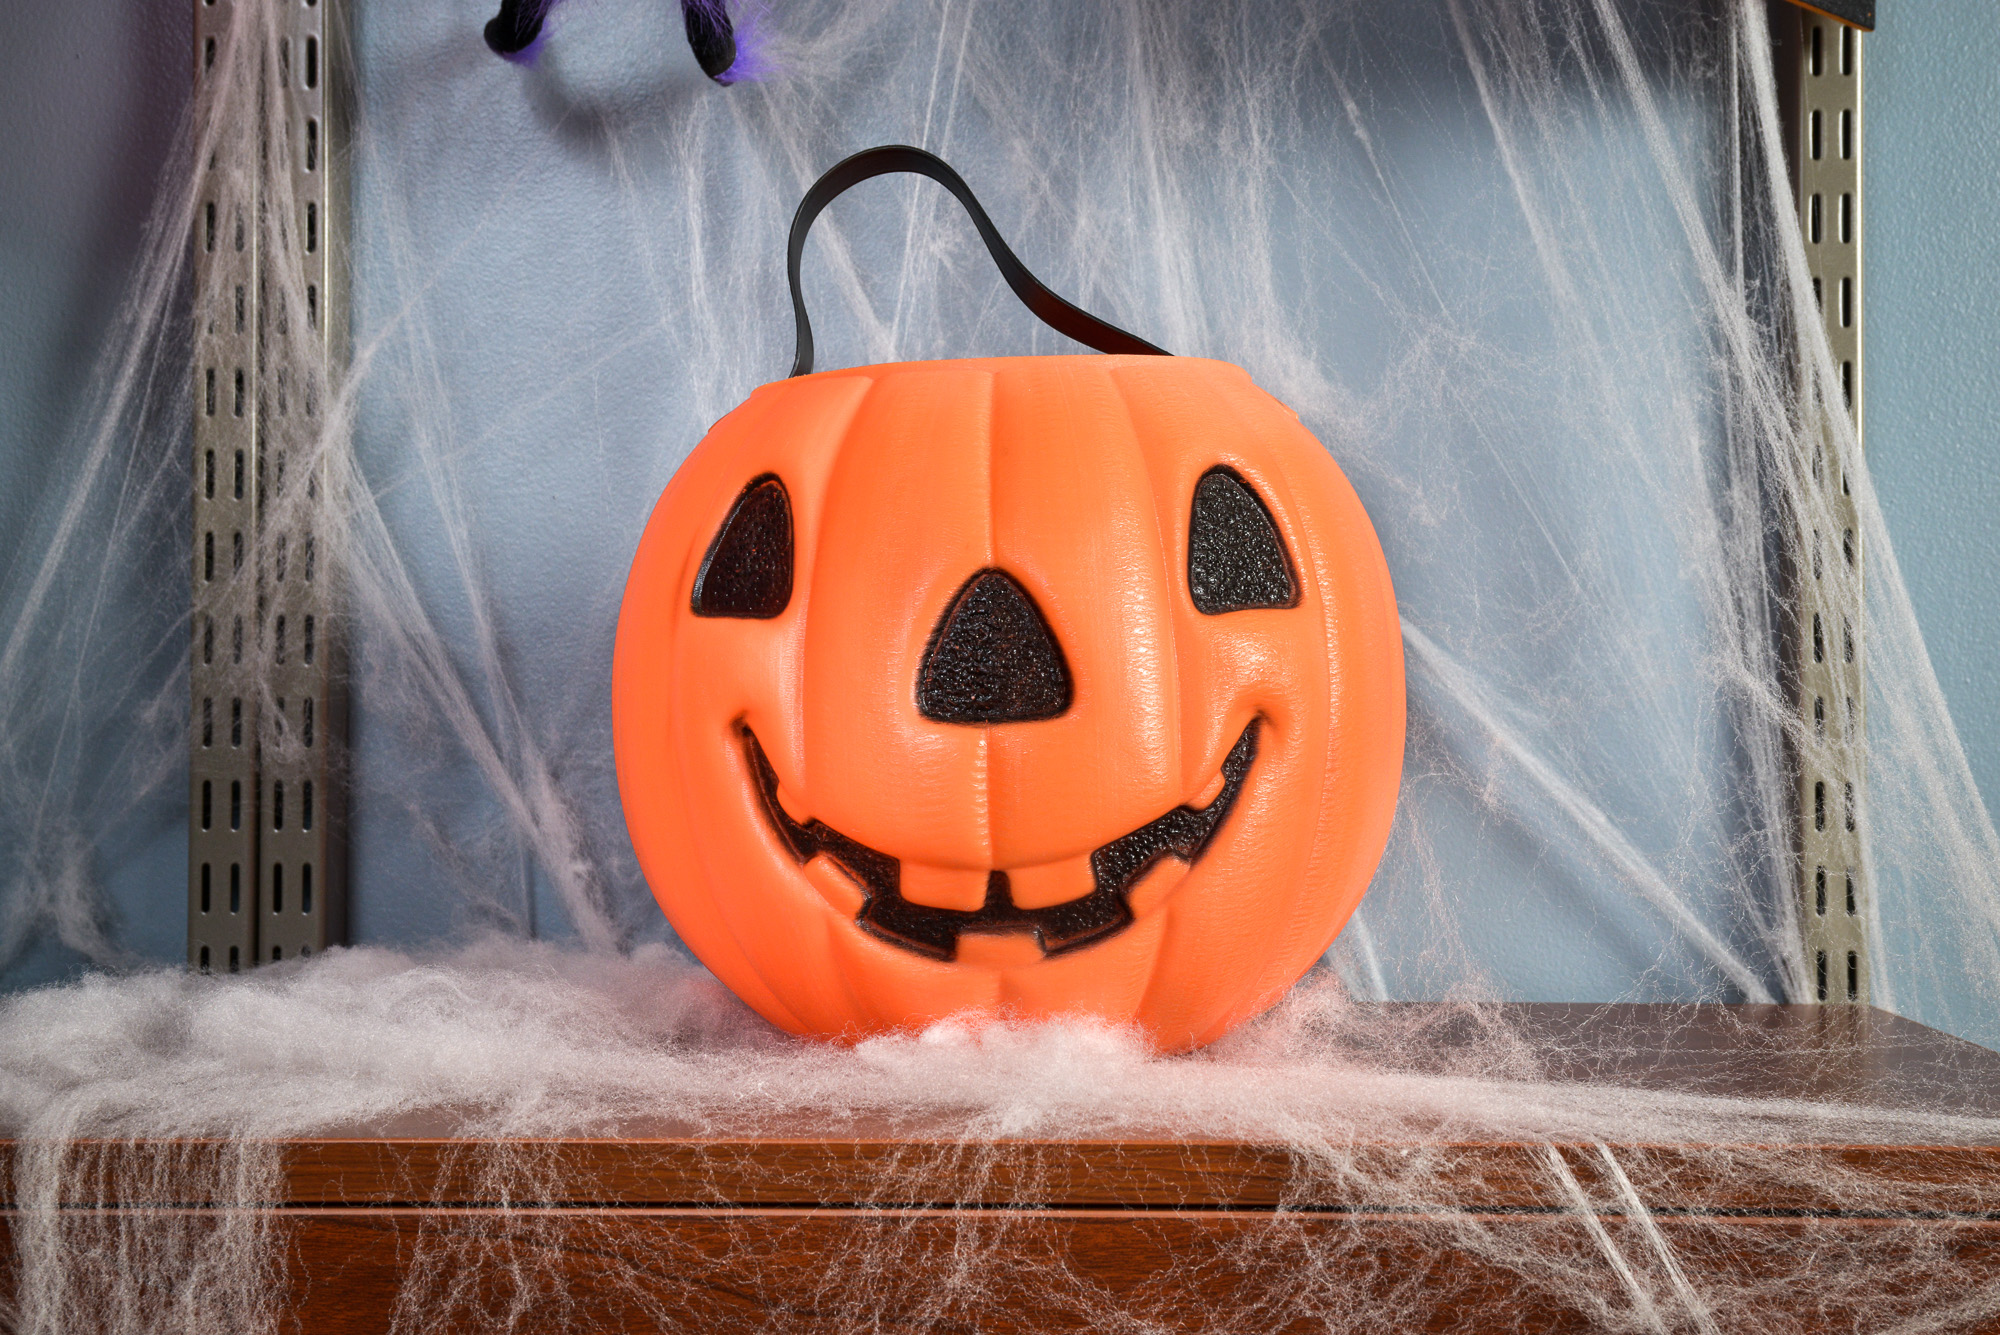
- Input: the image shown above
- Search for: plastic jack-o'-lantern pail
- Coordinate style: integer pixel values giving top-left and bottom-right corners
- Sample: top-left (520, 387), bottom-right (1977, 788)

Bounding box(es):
top-left (615, 146), bottom-right (1404, 1051)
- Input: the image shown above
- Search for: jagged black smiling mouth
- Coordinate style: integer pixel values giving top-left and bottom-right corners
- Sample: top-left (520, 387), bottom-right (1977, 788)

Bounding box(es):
top-left (740, 719), bottom-right (1259, 962)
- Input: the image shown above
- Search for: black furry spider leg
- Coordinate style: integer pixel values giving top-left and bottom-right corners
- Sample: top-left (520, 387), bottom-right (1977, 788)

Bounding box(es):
top-left (483, 0), bottom-right (555, 57)
top-left (484, 0), bottom-right (736, 81)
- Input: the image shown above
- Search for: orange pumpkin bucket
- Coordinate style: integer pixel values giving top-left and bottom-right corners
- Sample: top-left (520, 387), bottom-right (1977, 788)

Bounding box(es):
top-left (614, 146), bottom-right (1404, 1050)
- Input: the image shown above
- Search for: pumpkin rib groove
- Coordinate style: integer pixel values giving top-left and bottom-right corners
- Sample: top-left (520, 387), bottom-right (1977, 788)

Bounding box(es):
top-left (679, 712), bottom-right (810, 1035)
top-left (665, 383), bottom-right (869, 1039)
top-left (1271, 416), bottom-right (1403, 990)
top-left (1105, 362), bottom-right (1187, 809)
top-left (1191, 363), bottom-right (1362, 992)
top-left (626, 425), bottom-right (800, 1030)
top-left (1217, 377), bottom-right (1345, 988)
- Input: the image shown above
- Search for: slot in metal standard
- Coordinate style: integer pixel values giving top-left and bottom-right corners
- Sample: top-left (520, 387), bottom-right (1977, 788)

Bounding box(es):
top-left (190, 0), bottom-right (348, 971)
top-left (1784, 9), bottom-right (1867, 1004)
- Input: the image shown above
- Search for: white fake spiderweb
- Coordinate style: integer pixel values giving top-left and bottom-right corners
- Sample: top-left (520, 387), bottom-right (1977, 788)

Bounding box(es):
top-left (3, 0), bottom-right (2000, 1329)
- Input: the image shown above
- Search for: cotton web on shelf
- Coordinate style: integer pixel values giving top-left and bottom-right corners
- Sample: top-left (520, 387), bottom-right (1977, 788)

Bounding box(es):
top-left (3, 0), bottom-right (2000, 1330)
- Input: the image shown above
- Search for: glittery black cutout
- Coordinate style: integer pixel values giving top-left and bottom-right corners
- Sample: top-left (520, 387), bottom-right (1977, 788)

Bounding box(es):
top-left (692, 475), bottom-right (792, 619)
top-left (1187, 466), bottom-right (1299, 615)
top-left (741, 719), bottom-right (1258, 961)
top-left (917, 569), bottom-right (1072, 724)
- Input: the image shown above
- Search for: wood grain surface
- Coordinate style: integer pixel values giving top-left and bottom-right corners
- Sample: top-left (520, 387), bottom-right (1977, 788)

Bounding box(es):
top-left (5, 1004), bottom-right (1998, 1331)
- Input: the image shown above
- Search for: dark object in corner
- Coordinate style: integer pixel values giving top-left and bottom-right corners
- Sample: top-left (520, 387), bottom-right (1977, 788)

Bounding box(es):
top-left (1781, 0), bottom-right (1874, 31)
top-left (484, 0), bottom-right (737, 77)
top-left (483, 0), bottom-right (553, 58)
top-left (681, 0), bottom-right (737, 80)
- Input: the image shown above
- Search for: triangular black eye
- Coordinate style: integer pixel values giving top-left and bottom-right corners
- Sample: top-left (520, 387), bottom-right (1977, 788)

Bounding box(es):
top-left (692, 475), bottom-right (793, 618)
top-left (1187, 466), bottom-right (1299, 615)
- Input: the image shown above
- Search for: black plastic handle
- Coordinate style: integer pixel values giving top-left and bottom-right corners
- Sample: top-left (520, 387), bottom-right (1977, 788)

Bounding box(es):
top-left (786, 145), bottom-right (1170, 378)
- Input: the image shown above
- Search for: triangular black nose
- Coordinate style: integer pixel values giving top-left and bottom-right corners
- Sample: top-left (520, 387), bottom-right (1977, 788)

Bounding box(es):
top-left (917, 569), bottom-right (1072, 724)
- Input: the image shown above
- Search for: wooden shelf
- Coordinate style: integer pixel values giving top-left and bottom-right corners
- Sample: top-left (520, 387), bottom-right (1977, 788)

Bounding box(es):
top-left (7, 1005), bottom-right (1999, 1331)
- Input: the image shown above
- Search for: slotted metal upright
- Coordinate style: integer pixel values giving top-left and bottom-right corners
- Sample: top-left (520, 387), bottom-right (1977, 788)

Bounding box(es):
top-left (1776, 0), bottom-right (1869, 1003)
top-left (190, 0), bottom-right (348, 971)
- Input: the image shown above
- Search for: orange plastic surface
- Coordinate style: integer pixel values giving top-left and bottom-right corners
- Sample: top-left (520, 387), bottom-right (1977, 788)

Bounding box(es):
top-left (613, 356), bottom-right (1404, 1051)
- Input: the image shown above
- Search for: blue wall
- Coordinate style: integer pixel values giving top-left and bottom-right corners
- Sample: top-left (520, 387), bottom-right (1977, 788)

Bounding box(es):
top-left (0, 0), bottom-right (191, 988)
top-left (1866, 6), bottom-right (2000, 828)
top-left (0, 2), bottom-right (187, 587)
